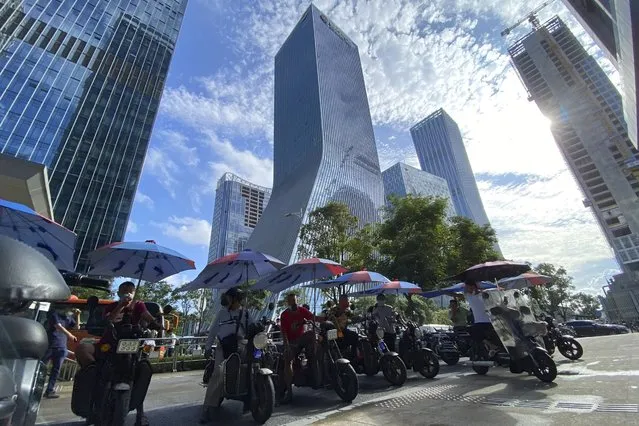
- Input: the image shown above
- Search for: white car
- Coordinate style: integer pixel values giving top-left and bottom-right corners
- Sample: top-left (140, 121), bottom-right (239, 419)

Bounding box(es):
top-left (420, 324), bottom-right (453, 335)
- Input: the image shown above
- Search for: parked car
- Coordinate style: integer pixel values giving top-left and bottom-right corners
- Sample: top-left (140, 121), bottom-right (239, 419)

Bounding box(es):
top-left (565, 320), bottom-right (629, 337)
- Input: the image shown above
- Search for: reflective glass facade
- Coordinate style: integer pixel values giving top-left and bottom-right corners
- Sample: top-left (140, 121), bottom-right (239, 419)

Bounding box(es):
top-left (509, 17), bottom-right (639, 274)
top-left (382, 162), bottom-right (456, 219)
top-left (247, 5), bottom-right (385, 265)
top-left (0, 0), bottom-right (187, 272)
top-left (410, 109), bottom-right (495, 226)
top-left (562, 0), bottom-right (639, 148)
top-left (207, 173), bottom-right (271, 262)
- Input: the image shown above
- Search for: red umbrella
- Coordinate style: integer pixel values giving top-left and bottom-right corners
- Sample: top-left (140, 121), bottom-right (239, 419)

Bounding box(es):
top-left (497, 273), bottom-right (552, 289)
top-left (449, 261), bottom-right (531, 283)
top-left (253, 257), bottom-right (347, 292)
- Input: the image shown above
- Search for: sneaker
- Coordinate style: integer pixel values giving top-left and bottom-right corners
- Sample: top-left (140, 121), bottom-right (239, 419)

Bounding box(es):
top-left (44, 391), bottom-right (60, 399)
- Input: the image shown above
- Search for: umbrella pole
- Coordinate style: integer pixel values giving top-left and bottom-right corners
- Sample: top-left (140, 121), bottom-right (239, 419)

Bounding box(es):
top-left (132, 253), bottom-right (149, 303)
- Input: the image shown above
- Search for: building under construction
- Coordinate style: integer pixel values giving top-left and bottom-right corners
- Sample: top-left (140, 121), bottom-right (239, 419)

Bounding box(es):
top-left (508, 16), bottom-right (639, 276)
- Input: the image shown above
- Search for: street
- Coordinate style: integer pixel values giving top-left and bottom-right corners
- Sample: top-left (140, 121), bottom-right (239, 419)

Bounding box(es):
top-left (37, 334), bottom-right (639, 425)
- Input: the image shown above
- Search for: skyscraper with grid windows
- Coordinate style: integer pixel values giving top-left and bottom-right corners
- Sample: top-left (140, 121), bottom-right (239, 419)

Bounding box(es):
top-left (0, 0), bottom-right (187, 272)
top-left (509, 16), bottom-right (639, 275)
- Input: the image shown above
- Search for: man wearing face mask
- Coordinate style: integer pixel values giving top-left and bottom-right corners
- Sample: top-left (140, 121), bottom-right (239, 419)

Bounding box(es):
top-left (200, 287), bottom-right (253, 423)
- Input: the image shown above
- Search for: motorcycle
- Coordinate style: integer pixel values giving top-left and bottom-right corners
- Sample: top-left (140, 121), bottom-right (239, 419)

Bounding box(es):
top-left (357, 318), bottom-right (407, 386)
top-left (0, 365), bottom-right (16, 426)
top-left (272, 320), bottom-right (358, 403)
top-left (543, 317), bottom-right (583, 360)
top-left (71, 320), bottom-right (157, 426)
top-left (466, 289), bottom-right (557, 383)
top-left (217, 321), bottom-right (275, 425)
top-left (422, 326), bottom-right (460, 366)
top-left (397, 321), bottom-right (440, 378)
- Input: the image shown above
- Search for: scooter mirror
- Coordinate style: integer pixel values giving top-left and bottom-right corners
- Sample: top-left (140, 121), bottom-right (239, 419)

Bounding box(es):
top-left (350, 303), bottom-right (356, 311)
top-left (268, 302), bottom-right (275, 311)
top-left (163, 305), bottom-right (173, 315)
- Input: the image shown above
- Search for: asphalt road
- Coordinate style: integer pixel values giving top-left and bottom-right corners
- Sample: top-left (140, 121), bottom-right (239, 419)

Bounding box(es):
top-left (37, 334), bottom-right (639, 425)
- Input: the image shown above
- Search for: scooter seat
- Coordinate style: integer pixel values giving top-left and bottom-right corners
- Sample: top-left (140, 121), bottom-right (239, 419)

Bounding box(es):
top-left (0, 316), bottom-right (48, 360)
top-left (521, 322), bottom-right (548, 337)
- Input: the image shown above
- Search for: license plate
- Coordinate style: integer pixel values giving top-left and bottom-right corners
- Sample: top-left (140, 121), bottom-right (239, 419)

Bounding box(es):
top-left (254, 349), bottom-right (262, 359)
top-left (116, 339), bottom-right (139, 354)
top-left (327, 329), bottom-right (338, 341)
top-left (378, 341), bottom-right (387, 352)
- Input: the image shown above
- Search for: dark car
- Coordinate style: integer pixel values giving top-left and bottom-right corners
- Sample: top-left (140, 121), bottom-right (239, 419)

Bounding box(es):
top-left (565, 320), bottom-right (629, 337)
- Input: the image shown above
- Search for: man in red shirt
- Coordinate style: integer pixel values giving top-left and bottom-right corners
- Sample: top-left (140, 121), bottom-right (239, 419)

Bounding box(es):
top-left (280, 293), bottom-right (320, 402)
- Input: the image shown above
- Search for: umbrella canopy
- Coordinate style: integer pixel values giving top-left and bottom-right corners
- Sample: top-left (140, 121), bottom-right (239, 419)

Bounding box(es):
top-left (180, 249), bottom-right (286, 291)
top-left (88, 240), bottom-right (195, 282)
top-left (253, 257), bottom-right (347, 293)
top-left (497, 273), bottom-right (551, 290)
top-left (0, 198), bottom-right (76, 271)
top-left (307, 270), bottom-right (390, 289)
top-left (0, 235), bottom-right (71, 302)
top-left (349, 280), bottom-right (421, 297)
top-left (449, 261), bottom-right (531, 283)
top-left (420, 281), bottom-right (497, 299)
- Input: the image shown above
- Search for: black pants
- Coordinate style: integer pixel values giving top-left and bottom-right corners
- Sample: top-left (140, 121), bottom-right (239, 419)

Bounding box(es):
top-left (383, 332), bottom-right (396, 352)
top-left (470, 323), bottom-right (496, 345)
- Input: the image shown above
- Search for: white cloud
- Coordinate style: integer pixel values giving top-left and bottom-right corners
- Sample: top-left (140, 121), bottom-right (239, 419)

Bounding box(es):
top-left (159, 129), bottom-right (200, 167)
top-left (157, 0), bottom-right (624, 289)
top-left (144, 148), bottom-right (179, 198)
top-left (154, 216), bottom-right (212, 246)
top-left (135, 191), bottom-right (155, 209)
top-left (127, 220), bottom-right (138, 234)
top-left (203, 132), bottom-right (274, 190)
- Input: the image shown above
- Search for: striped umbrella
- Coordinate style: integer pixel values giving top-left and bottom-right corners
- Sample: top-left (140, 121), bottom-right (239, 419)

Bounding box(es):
top-left (253, 257), bottom-right (347, 293)
top-left (180, 249), bottom-right (286, 291)
top-left (307, 270), bottom-right (390, 289)
top-left (348, 280), bottom-right (421, 297)
top-left (497, 273), bottom-right (552, 290)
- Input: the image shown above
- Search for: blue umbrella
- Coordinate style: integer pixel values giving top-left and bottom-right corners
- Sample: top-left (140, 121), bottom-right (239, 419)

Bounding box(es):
top-left (180, 249), bottom-right (286, 291)
top-left (349, 280), bottom-right (421, 297)
top-left (420, 281), bottom-right (497, 299)
top-left (0, 198), bottom-right (76, 271)
top-left (87, 240), bottom-right (196, 283)
top-left (307, 270), bottom-right (390, 289)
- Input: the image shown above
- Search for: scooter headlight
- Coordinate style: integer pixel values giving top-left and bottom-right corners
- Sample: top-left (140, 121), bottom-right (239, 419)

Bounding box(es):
top-left (376, 328), bottom-right (385, 339)
top-left (253, 332), bottom-right (269, 349)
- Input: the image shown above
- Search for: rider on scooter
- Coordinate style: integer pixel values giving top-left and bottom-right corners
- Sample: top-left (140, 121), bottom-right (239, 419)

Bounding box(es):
top-left (371, 294), bottom-right (398, 352)
top-left (463, 280), bottom-right (500, 355)
top-left (200, 287), bottom-right (253, 423)
top-left (329, 295), bottom-right (360, 360)
top-left (74, 281), bottom-right (163, 426)
top-left (280, 293), bottom-right (323, 402)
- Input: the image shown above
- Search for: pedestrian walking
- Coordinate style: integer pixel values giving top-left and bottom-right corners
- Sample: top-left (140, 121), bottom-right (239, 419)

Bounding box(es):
top-left (43, 308), bottom-right (80, 398)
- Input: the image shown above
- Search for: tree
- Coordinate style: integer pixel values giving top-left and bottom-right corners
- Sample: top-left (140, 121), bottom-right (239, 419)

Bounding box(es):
top-left (529, 263), bottom-right (575, 321)
top-left (431, 309), bottom-right (452, 325)
top-left (570, 292), bottom-right (601, 319)
top-left (298, 202), bottom-right (358, 263)
top-left (239, 282), bottom-right (270, 311)
top-left (134, 280), bottom-right (180, 308)
top-left (345, 224), bottom-right (381, 271)
top-left (70, 286), bottom-right (112, 300)
top-left (446, 216), bottom-right (502, 275)
top-left (375, 196), bottom-right (451, 289)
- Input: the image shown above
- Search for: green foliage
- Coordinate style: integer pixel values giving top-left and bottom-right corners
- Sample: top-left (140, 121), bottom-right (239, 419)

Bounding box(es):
top-left (239, 282), bottom-right (270, 311)
top-left (393, 295), bottom-right (435, 325)
top-left (276, 288), bottom-right (307, 310)
top-left (529, 263), bottom-right (575, 321)
top-left (446, 216), bottom-right (502, 274)
top-left (70, 286), bottom-right (112, 300)
top-left (344, 224), bottom-right (381, 271)
top-left (431, 309), bottom-right (452, 325)
top-left (570, 292), bottom-right (601, 319)
top-left (298, 202), bottom-right (358, 263)
top-left (134, 280), bottom-right (181, 308)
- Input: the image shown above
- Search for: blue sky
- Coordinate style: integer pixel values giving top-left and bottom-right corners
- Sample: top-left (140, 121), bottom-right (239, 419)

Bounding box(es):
top-left (125, 0), bottom-right (621, 292)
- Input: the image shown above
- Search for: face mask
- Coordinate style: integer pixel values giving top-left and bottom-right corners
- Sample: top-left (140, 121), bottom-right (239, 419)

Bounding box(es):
top-left (120, 292), bottom-right (134, 301)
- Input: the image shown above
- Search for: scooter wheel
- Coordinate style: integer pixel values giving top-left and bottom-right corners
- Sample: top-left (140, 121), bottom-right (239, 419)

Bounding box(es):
top-left (558, 338), bottom-right (583, 361)
top-left (531, 350), bottom-right (557, 383)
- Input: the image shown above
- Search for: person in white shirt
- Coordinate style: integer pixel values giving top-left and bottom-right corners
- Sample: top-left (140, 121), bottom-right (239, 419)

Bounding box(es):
top-left (371, 294), bottom-right (398, 352)
top-left (463, 280), bottom-right (497, 349)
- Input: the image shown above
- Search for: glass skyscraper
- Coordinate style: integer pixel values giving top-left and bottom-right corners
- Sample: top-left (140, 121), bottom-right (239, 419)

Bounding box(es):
top-left (207, 173), bottom-right (271, 262)
top-left (247, 5), bottom-right (385, 265)
top-left (561, 0), bottom-right (639, 148)
top-left (410, 108), bottom-right (498, 236)
top-left (382, 162), bottom-right (456, 219)
top-left (0, 0), bottom-right (187, 272)
top-left (509, 16), bottom-right (639, 275)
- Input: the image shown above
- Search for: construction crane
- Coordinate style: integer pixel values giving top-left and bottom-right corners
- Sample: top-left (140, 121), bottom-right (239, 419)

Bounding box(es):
top-left (501, 0), bottom-right (555, 37)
